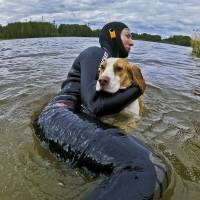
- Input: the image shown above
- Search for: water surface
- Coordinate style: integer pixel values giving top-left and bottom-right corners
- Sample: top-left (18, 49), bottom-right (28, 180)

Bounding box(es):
top-left (0, 37), bottom-right (200, 199)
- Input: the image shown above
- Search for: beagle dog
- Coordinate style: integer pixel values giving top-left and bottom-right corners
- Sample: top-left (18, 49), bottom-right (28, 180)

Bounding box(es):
top-left (96, 57), bottom-right (146, 116)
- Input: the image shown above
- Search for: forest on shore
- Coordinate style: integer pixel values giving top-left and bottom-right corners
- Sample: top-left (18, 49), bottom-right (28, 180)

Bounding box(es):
top-left (0, 21), bottom-right (191, 47)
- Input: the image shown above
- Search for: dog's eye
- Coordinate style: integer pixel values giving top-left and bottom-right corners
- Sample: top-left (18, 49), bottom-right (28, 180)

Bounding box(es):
top-left (115, 66), bottom-right (123, 72)
top-left (100, 64), bottom-right (105, 71)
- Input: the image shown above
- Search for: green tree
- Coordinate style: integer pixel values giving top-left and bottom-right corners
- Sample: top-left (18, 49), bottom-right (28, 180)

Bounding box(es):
top-left (58, 24), bottom-right (92, 37)
top-left (91, 29), bottom-right (101, 37)
top-left (132, 32), bottom-right (161, 42)
top-left (162, 35), bottom-right (191, 46)
top-left (0, 22), bottom-right (59, 39)
top-left (0, 24), bottom-right (3, 38)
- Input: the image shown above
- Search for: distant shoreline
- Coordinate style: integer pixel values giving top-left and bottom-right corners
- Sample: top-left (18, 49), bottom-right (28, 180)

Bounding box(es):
top-left (0, 21), bottom-right (191, 47)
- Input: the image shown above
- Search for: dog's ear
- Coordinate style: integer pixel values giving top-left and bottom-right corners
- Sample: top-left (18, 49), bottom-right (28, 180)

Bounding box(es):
top-left (128, 64), bottom-right (146, 94)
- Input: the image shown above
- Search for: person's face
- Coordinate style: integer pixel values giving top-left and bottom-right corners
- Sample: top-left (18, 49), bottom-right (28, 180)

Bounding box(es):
top-left (120, 28), bottom-right (133, 53)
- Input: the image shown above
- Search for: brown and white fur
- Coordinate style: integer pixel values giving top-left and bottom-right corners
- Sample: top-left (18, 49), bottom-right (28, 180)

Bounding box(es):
top-left (96, 57), bottom-right (146, 116)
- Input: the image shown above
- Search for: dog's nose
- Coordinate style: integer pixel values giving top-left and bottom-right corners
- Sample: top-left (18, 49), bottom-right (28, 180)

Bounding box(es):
top-left (98, 76), bottom-right (110, 87)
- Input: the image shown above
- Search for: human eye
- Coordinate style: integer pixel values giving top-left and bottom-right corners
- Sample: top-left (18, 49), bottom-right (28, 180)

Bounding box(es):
top-left (126, 33), bottom-right (132, 39)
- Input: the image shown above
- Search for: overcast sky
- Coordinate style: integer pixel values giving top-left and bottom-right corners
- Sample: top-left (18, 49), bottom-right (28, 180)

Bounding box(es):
top-left (0, 0), bottom-right (199, 38)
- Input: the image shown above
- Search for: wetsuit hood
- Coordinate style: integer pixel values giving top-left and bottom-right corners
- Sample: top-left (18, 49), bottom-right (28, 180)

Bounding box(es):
top-left (99, 22), bottom-right (129, 58)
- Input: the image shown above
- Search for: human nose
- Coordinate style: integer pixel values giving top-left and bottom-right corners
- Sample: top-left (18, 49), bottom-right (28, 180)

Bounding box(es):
top-left (129, 38), bottom-right (133, 46)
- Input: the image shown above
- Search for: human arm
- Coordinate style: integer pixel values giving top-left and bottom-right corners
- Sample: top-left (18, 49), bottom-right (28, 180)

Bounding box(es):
top-left (51, 55), bottom-right (81, 110)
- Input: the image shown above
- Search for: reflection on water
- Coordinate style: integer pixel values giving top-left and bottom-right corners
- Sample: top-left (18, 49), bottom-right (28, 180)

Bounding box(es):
top-left (0, 37), bottom-right (200, 199)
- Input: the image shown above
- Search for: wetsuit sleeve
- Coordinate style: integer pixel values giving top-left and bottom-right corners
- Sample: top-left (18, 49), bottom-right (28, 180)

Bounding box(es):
top-left (51, 55), bottom-right (81, 110)
top-left (80, 49), bottom-right (142, 116)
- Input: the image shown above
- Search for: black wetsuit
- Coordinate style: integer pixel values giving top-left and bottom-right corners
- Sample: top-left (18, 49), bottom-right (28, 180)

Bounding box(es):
top-left (34, 45), bottom-right (170, 200)
top-left (53, 46), bottom-right (142, 116)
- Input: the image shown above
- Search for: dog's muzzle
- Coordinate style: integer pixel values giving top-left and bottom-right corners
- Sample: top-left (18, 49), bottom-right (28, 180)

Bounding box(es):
top-left (98, 75), bottom-right (110, 88)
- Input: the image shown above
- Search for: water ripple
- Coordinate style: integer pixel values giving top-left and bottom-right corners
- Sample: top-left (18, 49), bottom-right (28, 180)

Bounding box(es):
top-left (0, 37), bottom-right (200, 200)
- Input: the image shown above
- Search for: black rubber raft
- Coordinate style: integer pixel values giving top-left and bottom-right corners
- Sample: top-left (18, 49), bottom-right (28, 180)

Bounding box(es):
top-left (33, 102), bottom-right (171, 200)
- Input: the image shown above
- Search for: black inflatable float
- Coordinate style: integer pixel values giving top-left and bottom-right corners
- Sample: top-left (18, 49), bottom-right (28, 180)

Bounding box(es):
top-left (33, 102), bottom-right (171, 200)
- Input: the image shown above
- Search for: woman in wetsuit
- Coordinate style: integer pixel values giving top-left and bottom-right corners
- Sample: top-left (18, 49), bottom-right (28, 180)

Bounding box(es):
top-left (54, 21), bottom-right (141, 115)
top-left (35, 22), bottom-right (170, 200)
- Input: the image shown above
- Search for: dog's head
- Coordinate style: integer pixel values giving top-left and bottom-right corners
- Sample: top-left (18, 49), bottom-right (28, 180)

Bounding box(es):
top-left (96, 57), bottom-right (146, 94)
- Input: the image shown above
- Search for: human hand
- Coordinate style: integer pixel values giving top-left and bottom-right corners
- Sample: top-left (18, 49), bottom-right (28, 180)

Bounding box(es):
top-left (55, 102), bottom-right (68, 107)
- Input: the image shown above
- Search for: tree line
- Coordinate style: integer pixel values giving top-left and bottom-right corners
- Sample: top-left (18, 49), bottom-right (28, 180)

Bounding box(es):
top-left (0, 21), bottom-right (191, 47)
top-left (131, 33), bottom-right (191, 46)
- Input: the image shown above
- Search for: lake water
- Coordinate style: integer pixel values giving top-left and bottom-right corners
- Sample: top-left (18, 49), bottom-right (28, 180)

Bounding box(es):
top-left (0, 37), bottom-right (200, 200)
